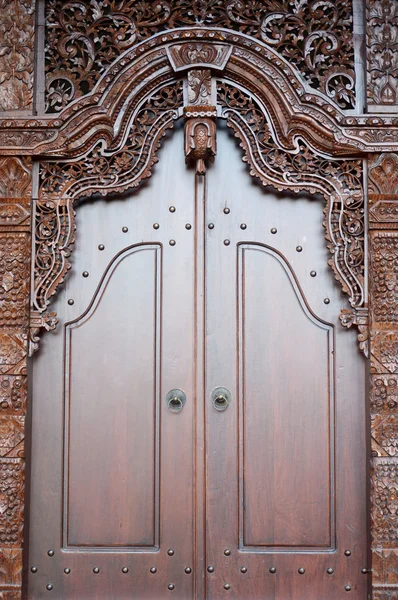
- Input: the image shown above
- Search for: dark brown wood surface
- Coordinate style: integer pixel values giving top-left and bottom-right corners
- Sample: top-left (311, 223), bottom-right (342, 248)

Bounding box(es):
top-left (26, 126), bottom-right (368, 599)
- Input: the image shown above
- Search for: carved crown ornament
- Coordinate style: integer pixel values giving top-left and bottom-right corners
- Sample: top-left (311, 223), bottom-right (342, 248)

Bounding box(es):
top-left (1, 29), bottom-right (398, 156)
top-left (27, 35), bottom-right (371, 356)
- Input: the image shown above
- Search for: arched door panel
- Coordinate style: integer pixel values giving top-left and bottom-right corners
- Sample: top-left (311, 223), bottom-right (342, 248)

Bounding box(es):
top-left (204, 127), bottom-right (367, 599)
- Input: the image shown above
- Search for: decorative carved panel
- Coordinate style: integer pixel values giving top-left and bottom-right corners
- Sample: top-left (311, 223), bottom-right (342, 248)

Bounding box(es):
top-left (0, 157), bottom-right (31, 600)
top-left (369, 152), bottom-right (398, 600)
top-left (45, 0), bottom-right (356, 112)
top-left (367, 0), bottom-right (398, 108)
top-left (0, 0), bottom-right (35, 113)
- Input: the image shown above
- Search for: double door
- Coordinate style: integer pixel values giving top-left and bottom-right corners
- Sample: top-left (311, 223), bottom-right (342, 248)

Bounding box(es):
top-left (27, 125), bottom-right (368, 599)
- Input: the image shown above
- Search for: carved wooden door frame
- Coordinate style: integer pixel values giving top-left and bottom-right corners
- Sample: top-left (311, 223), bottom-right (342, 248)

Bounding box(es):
top-left (1, 26), bottom-right (398, 600)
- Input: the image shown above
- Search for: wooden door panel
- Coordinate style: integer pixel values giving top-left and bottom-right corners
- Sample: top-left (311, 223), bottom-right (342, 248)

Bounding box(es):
top-left (238, 244), bottom-right (333, 549)
top-left (204, 128), bottom-right (367, 599)
top-left (66, 245), bottom-right (161, 548)
top-left (27, 128), bottom-right (196, 599)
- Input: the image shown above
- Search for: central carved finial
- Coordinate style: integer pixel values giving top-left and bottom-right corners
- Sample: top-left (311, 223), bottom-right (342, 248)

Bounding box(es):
top-left (184, 69), bottom-right (217, 174)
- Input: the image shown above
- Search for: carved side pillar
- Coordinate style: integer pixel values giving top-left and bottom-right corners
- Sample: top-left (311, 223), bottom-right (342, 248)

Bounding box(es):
top-left (368, 153), bottom-right (398, 600)
top-left (0, 157), bottom-right (32, 599)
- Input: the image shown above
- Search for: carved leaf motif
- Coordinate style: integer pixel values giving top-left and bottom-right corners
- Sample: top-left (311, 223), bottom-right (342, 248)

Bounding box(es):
top-left (367, 0), bottom-right (398, 106)
top-left (0, 159), bottom-right (31, 198)
top-left (45, 0), bottom-right (356, 111)
top-left (0, 0), bottom-right (35, 111)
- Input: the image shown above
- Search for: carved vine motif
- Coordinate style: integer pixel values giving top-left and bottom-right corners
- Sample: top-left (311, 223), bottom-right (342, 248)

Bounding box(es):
top-left (0, 0), bottom-right (35, 112)
top-left (217, 81), bottom-right (365, 323)
top-left (367, 0), bottom-right (398, 107)
top-left (45, 0), bottom-right (355, 112)
top-left (32, 81), bottom-right (183, 325)
top-left (372, 461), bottom-right (398, 547)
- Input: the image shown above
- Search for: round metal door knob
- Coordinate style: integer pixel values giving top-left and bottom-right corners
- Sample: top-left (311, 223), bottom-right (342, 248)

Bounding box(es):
top-left (212, 388), bottom-right (232, 412)
top-left (166, 390), bottom-right (186, 413)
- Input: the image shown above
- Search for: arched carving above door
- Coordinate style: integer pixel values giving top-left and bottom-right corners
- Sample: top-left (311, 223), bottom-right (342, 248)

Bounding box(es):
top-left (30, 32), bottom-right (369, 356)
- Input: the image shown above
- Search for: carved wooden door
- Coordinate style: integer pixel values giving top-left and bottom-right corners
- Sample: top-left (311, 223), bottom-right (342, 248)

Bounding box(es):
top-left (203, 127), bottom-right (368, 599)
top-left (27, 126), bottom-right (367, 599)
top-left (28, 128), bottom-right (198, 599)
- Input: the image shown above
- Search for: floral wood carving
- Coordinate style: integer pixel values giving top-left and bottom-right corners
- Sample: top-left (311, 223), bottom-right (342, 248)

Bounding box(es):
top-left (217, 81), bottom-right (366, 351)
top-left (0, 159), bottom-right (31, 199)
top-left (368, 151), bottom-right (398, 599)
top-left (0, 0), bottom-right (35, 112)
top-left (0, 158), bottom-right (31, 600)
top-left (367, 0), bottom-right (398, 107)
top-left (45, 0), bottom-right (356, 112)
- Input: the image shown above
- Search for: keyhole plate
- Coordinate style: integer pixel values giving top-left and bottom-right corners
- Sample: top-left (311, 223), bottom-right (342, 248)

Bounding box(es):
top-left (166, 389), bottom-right (187, 413)
top-left (211, 387), bottom-right (232, 412)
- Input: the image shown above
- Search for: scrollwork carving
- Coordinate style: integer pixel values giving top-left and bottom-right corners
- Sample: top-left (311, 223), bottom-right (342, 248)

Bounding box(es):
top-left (367, 0), bottom-right (398, 107)
top-left (0, 0), bottom-right (35, 112)
top-left (45, 0), bottom-right (356, 111)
